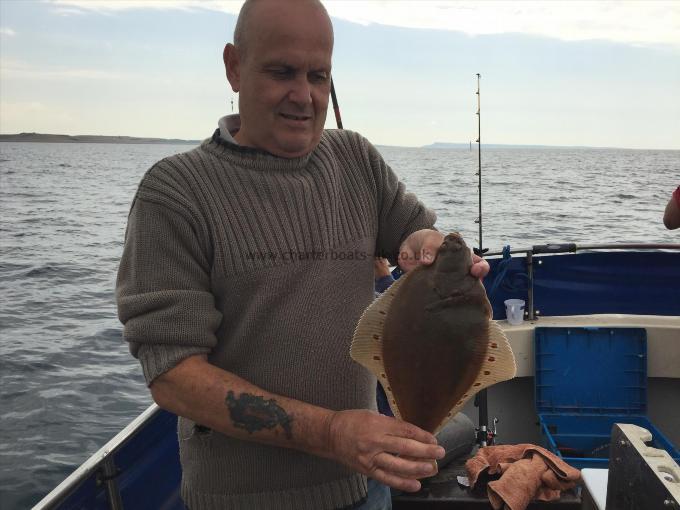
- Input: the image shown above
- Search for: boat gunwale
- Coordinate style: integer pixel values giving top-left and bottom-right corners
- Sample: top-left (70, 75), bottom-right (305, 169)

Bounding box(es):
top-left (484, 243), bottom-right (680, 257)
top-left (32, 403), bottom-right (161, 510)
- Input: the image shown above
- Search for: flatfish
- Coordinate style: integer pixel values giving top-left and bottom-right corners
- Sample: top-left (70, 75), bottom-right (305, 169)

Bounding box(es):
top-left (351, 233), bottom-right (516, 434)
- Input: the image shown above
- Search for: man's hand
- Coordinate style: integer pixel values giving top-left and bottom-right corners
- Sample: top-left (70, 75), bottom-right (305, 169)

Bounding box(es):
top-left (325, 410), bottom-right (445, 492)
top-left (398, 229), bottom-right (444, 272)
top-left (399, 229), bottom-right (490, 279)
top-left (469, 253), bottom-right (490, 279)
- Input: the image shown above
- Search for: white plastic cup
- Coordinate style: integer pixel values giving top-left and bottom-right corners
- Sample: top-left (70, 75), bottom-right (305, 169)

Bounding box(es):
top-left (504, 299), bottom-right (525, 325)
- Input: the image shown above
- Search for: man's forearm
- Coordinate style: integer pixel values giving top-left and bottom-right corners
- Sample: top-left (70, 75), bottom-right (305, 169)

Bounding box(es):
top-left (150, 354), bottom-right (445, 492)
top-left (150, 355), bottom-right (334, 458)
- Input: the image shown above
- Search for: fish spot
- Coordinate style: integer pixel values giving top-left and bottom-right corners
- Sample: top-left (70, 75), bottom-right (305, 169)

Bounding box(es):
top-left (491, 343), bottom-right (498, 348)
top-left (387, 387), bottom-right (391, 391)
top-left (473, 383), bottom-right (481, 387)
top-left (381, 373), bottom-right (386, 378)
top-left (379, 310), bottom-right (386, 315)
top-left (488, 356), bottom-right (495, 362)
top-left (372, 334), bottom-right (380, 340)
top-left (373, 356), bottom-right (381, 361)
top-left (484, 370), bottom-right (491, 375)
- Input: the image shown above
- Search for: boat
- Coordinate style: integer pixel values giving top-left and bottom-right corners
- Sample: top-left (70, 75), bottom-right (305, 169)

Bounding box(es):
top-left (33, 242), bottom-right (680, 509)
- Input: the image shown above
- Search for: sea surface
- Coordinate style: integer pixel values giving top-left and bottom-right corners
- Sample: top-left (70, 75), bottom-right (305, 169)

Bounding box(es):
top-left (0, 141), bottom-right (678, 508)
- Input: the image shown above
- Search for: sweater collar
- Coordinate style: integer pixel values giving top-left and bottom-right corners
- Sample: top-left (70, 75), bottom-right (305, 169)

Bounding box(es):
top-left (202, 128), bottom-right (315, 171)
top-left (217, 114), bottom-right (240, 144)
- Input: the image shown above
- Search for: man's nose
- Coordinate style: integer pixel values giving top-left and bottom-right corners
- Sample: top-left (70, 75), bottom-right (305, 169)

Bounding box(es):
top-left (288, 77), bottom-right (312, 105)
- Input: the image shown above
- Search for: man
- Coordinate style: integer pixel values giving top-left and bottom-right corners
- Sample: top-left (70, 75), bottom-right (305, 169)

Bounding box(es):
top-left (116, 1), bottom-right (489, 508)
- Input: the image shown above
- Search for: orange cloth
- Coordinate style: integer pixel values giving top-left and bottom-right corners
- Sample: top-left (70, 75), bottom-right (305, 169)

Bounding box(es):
top-left (465, 444), bottom-right (582, 510)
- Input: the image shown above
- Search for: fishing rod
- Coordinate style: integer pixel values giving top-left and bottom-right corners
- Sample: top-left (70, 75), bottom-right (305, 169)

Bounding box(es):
top-left (473, 73), bottom-right (495, 447)
top-left (330, 77), bottom-right (343, 129)
top-left (475, 73), bottom-right (484, 257)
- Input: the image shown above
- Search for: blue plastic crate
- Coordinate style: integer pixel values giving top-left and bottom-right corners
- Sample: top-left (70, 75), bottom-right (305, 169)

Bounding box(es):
top-left (534, 327), bottom-right (680, 469)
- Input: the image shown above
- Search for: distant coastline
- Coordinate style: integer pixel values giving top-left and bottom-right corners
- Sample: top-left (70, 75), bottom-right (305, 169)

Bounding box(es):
top-left (423, 141), bottom-right (592, 150)
top-left (0, 133), bottom-right (201, 145)
top-left (0, 133), bottom-right (675, 151)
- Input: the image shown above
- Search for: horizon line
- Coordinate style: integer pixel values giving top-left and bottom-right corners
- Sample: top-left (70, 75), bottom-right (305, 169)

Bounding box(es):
top-left (0, 132), bottom-right (677, 152)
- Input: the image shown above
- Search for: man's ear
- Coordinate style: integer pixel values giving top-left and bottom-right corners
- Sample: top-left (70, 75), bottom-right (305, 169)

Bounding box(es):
top-left (223, 43), bottom-right (240, 92)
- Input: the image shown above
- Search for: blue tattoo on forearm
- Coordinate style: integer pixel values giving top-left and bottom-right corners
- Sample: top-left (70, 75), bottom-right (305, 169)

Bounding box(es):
top-left (225, 391), bottom-right (293, 439)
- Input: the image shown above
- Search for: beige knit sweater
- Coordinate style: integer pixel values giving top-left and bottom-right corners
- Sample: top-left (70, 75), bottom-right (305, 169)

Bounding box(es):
top-left (116, 129), bottom-right (436, 509)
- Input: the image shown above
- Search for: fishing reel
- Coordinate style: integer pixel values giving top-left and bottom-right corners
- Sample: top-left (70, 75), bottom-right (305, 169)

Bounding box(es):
top-left (476, 417), bottom-right (499, 447)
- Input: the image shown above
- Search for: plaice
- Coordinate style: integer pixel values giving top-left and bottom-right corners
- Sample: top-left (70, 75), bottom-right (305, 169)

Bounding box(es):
top-left (351, 233), bottom-right (516, 435)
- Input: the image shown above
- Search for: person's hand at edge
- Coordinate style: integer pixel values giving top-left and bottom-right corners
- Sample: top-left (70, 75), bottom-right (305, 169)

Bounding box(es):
top-left (374, 257), bottom-right (393, 278)
top-left (663, 186), bottom-right (680, 230)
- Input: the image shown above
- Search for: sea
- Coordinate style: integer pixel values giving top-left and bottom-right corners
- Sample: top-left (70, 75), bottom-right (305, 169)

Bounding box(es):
top-left (0, 141), bottom-right (678, 508)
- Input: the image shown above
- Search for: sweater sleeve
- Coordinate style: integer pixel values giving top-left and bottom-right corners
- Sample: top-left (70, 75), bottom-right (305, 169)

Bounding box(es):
top-left (364, 138), bottom-right (437, 261)
top-left (116, 193), bottom-right (223, 385)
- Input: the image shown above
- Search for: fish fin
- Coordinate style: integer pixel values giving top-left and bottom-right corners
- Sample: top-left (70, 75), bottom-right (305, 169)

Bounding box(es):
top-left (350, 272), bottom-right (414, 421)
top-left (432, 319), bottom-right (517, 434)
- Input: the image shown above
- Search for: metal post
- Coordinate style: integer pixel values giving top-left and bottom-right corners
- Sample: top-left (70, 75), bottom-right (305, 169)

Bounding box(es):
top-left (100, 457), bottom-right (123, 510)
top-left (477, 392), bottom-right (489, 446)
top-left (526, 251), bottom-right (535, 320)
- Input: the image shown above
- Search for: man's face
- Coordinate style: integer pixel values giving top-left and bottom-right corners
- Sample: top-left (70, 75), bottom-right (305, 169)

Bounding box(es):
top-left (227, 1), bottom-right (333, 158)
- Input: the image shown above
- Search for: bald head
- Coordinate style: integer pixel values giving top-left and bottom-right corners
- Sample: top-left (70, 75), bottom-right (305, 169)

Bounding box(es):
top-left (222, 0), bottom-right (334, 157)
top-left (233, 0), bottom-right (334, 60)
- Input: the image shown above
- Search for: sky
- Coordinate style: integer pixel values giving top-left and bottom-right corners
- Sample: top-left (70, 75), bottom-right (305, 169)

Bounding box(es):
top-left (0, 0), bottom-right (679, 149)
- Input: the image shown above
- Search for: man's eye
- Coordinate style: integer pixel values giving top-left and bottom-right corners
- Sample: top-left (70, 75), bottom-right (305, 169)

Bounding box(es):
top-left (310, 72), bottom-right (329, 84)
top-left (269, 68), bottom-right (293, 79)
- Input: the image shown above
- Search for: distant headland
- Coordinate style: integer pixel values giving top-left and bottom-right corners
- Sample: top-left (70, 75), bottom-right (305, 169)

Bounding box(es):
top-left (421, 142), bottom-right (592, 149)
top-left (0, 133), bottom-right (201, 145)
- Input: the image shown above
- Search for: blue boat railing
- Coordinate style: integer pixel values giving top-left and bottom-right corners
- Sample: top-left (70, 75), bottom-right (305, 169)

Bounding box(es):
top-left (483, 243), bottom-right (680, 321)
top-left (33, 404), bottom-right (182, 510)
